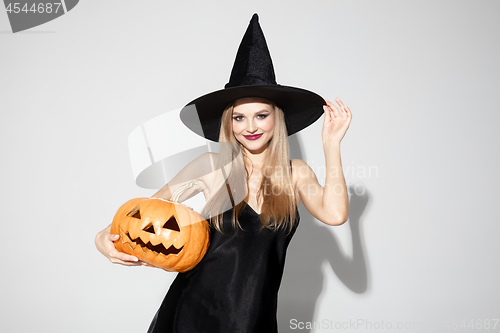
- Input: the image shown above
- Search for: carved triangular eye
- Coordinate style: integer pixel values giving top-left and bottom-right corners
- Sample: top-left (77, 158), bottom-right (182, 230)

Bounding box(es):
top-left (163, 216), bottom-right (180, 232)
top-left (143, 224), bottom-right (155, 234)
top-left (126, 206), bottom-right (141, 219)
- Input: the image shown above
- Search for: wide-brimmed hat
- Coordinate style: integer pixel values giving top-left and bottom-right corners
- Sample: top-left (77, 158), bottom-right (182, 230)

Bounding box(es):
top-left (180, 13), bottom-right (325, 142)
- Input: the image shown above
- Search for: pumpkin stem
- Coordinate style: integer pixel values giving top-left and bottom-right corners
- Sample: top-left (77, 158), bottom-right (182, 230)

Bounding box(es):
top-left (171, 181), bottom-right (198, 203)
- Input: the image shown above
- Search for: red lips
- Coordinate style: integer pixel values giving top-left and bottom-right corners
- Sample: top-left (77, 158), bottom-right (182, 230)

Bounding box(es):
top-left (243, 133), bottom-right (263, 140)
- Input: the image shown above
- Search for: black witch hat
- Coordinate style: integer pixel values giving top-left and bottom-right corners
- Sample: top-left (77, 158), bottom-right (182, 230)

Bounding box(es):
top-left (180, 13), bottom-right (325, 142)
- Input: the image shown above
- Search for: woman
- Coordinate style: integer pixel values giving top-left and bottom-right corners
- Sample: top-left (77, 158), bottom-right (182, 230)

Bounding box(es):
top-left (95, 14), bottom-right (351, 332)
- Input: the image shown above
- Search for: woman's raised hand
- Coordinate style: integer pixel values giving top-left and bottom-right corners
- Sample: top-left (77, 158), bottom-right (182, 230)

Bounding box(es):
top-left (95, 224), bottom-right (145, 266)
top-left (322, 98), bottom-right (352, 147)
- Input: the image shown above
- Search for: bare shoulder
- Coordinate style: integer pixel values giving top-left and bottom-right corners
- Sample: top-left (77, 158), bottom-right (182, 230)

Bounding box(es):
top-left (290, 159), bottom-right (316, 187)
top-left (192, 151), bottom-right (218, 181)
top-left (197, 151), bottom-right (217, 162)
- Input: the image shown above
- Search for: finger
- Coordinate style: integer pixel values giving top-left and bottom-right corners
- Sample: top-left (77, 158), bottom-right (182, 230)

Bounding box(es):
top-left (324, 100), bottom-right (335, 119)
top-left (105, 243), bottom-right (140, 262)
top-left (344, 105), bottom-right (352, 118)
top-left (325, 103), bottom-right (334, 118)
top-left (326, 99), bottom-right (341, 118)
top-left (337, 98), bottom-right (351, 117)
top-left (114, 251), bottom-right (140, 263)
top-left (107, 233), bottom-right (120, 242)
top-left (335, 98), bottom-right (348, 118)
top-left (336, 98), bottom-right (345, 108)
top-left (323, 105), bottom-right (331, 123)
top-left (109, 253), bottom-right (141, 265)
top-left (110, 258), bottom-right (144, 266)
top-left (335, 98), bottom-right (351, 118)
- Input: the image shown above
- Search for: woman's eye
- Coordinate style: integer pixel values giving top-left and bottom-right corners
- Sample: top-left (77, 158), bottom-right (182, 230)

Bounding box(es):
top-left (233, 116), bottom-right (244, 121)
top-left (257, 114), bottom-right (268, 119)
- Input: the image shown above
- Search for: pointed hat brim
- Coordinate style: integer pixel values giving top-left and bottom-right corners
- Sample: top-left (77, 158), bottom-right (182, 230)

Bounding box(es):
top-left (180, 85), bottom-right (325, 142)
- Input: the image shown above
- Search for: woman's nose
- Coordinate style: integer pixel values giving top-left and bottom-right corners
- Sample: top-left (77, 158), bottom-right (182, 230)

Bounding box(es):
top-left (246, 119), bottom-right (257, 133)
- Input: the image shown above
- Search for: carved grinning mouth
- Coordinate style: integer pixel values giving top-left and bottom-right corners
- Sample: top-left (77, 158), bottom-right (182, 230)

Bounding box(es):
top-left (120, 229), bottom-right (184, 256)
top-left (122, 205), bottom-right (184, 257)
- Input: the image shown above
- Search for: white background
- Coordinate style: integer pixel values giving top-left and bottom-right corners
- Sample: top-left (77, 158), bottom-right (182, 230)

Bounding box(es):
top-left (1, 1), bottom-right (499, 332)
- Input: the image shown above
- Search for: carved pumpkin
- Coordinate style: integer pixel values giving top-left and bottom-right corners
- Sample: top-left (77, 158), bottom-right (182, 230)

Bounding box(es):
top-left (110, 196), bottom-right (210, 273)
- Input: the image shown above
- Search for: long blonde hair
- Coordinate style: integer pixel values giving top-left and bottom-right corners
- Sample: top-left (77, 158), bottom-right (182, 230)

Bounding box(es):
top-left (201, 99), bottom-right (298, 234)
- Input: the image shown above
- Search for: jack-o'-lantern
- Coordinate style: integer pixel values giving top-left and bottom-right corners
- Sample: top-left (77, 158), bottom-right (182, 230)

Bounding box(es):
top-left (110, 183), bottom-right (210, 272)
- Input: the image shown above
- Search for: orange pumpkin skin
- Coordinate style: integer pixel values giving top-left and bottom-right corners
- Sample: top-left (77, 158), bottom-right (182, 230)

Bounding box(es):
top-left (110, 197), bottom-right (210, 273)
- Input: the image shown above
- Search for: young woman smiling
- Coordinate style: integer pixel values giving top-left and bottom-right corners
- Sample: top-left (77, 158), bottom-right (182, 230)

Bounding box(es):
top-left (95, 14), bottom-right (352, 332)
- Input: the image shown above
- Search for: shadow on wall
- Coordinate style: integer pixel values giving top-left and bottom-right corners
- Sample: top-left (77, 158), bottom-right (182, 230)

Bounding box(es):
top-left (278, 135), bottom-right (371, 332)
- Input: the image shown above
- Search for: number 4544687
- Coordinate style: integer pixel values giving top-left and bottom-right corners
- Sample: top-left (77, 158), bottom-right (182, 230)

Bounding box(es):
top-left (444, 319), bottom-right (499, 330)
top-left (6, 3), bottom-right (62, 14)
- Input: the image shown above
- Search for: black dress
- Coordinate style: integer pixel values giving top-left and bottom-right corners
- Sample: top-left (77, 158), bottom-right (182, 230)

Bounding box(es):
top-left (147, 201), bottom-right (300, 333)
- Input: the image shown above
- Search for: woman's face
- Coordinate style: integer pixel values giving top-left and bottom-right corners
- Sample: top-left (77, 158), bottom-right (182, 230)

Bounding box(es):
top-left (232, 97), bottom-right (275, 154)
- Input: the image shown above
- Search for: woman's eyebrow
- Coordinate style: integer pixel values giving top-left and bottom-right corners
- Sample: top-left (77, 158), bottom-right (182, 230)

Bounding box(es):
top-left (232, 109), bottom-right (271, 116)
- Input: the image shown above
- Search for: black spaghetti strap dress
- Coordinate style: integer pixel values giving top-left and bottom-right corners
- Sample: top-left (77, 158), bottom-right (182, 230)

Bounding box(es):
top-left (147, 200), bottom-right (299, 333)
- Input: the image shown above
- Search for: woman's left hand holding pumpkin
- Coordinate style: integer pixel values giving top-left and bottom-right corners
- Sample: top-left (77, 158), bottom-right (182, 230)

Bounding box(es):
top-left (322, 98), bottom-right (352, 148)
